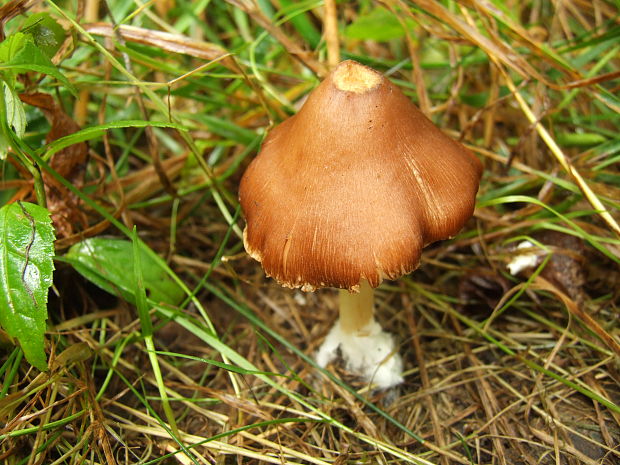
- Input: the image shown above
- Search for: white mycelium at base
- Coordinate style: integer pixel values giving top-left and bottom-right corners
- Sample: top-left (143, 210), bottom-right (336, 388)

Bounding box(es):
top-left (315, 318), bottom-right (404, 389)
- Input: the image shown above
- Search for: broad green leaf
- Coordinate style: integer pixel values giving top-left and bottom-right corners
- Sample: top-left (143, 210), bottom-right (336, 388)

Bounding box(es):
top-left (345, 7), bottom-right (408, 42)
top-left (0, 80), bottom-right (27, 160)
top-left (0, 32), bottom-right (29, 67)
top-left (21, 13), bottom-right (66, 59)
top-left (64, 238), bottom-right (184, 306)
top-left (2, 81), bottom-right (26, 138)
top-left (0, 34), bottom-right (75, 94)
top-left (0, 202), bottom-right (55, 371)
top-left (132, 227), bottom-right (152, 335)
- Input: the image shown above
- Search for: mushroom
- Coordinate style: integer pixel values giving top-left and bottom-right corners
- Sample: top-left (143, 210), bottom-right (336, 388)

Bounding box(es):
top-left (239, 60), bottom-right (482, 388)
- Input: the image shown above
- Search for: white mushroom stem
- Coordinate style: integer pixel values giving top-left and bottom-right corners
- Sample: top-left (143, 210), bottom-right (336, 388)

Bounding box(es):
top-left (338, 280), bottom-right (375, 335)
top-left (315, 281), bottom-right (404, 389)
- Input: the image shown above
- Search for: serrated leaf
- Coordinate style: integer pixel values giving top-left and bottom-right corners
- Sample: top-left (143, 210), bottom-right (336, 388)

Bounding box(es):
top-left (0, 202), bottom-right (55, 371)
top-left (345, 7), bottom-right (408, 42)
top-left (21, 13), bottom-right (66, 59)
top-left (0, 32), bottom-right (29, 65)
top-left (64, 238), bottom-right (184, 306)
top-left (0, 34), bottom-right (75, 94)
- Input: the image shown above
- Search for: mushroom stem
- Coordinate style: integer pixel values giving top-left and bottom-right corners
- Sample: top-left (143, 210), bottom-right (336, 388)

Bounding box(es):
top-left (316, 282), bottom-right (404, 389)
top-left (338, 280), bottom-right (375, 334)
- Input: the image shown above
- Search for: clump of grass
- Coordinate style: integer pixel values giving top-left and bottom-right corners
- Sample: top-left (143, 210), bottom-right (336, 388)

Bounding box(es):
top-left (0, 0), bottom-right (618, 464)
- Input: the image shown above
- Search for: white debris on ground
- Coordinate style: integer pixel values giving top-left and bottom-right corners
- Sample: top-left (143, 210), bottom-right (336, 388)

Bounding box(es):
top-left (316, 319), bottom-right (404, 389)
top-left (507, 240), bottom-right (543, 275)
top-left (293, 292), bottom-right (307, 306)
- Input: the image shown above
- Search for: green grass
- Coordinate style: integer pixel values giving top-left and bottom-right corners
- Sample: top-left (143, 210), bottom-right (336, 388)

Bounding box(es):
top-left (0, 0), bottom-right (619, 464)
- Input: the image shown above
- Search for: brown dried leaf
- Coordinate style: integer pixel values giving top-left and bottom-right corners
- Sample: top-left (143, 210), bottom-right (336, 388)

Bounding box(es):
top-left (535, 230), bottom-right (587, 304)
top-left (83, 22), bottom-right (240, 73)
top-left (0, 0), bottom-right (40, 40)
top-left (20, 92), bottom-right (88, 238)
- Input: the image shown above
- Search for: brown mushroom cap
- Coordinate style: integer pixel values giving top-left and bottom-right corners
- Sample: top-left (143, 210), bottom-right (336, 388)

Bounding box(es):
top-left (239, 60), bottom-right (482, 291)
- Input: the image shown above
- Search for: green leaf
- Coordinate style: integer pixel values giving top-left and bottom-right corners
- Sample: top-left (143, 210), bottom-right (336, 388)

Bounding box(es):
top-left (132, 227), bottom-right (152, 335)
top-left (63, 238), bottom-right (184, 306)
top-left (0, 33), bottom-right (75, 94)
top-left (278, 0), bottom-right (321, 48)
top-left (193, 114), bottom-right (256, 145)
top-left (0, 132), bottom-right (8, 161)
top-left (345, 7), bottom-right (408, 42)
top-left (2, 81), bottom-right (26, 138)
top-left (0, 80), bottom-right (27, 160)
top-left (41, 120), bottom-right (188, 161)
top-left (0, 202), bottom-right (55, 371)
top-left (21, 13), bottom-right (66, 59)
top-left (0, 32), bottom-right (29, 67)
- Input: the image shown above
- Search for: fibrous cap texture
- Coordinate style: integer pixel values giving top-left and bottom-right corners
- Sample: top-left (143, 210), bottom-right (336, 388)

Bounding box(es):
top-left (239, 60), bottom-right (482, 291)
